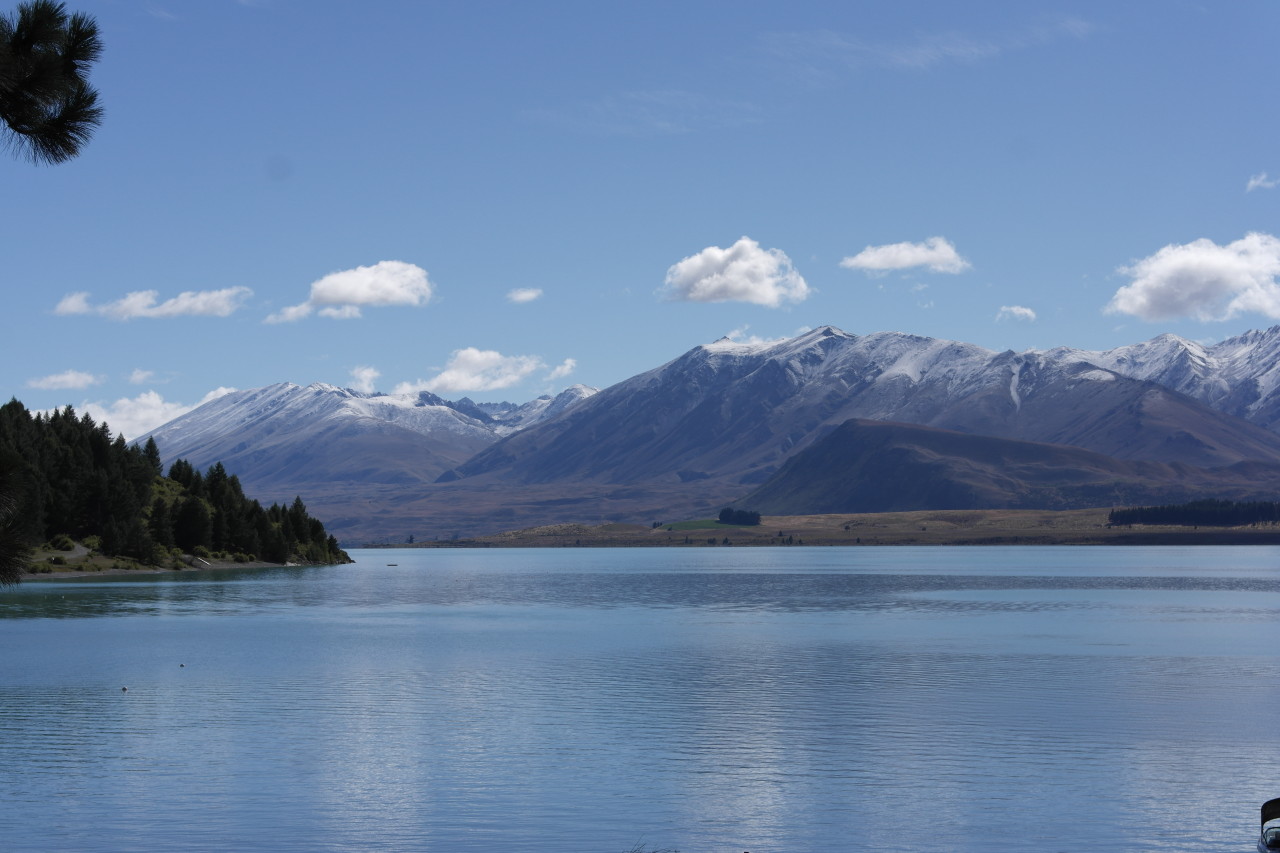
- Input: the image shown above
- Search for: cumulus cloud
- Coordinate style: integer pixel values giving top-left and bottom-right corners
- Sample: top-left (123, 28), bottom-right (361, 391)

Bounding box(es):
top-left (546, 358), bottom-right (576, 380)
top-left (506, 288), bottom-right (543, 304)
top-left (662, 236), bottom-right (810, 307)
top-left (54, 292), bottom-right (91, 314)
top-left (318, 305), bottom-right (362, 320)
top-left (1247, 173), bottom-right (1279, 192)
top-left (55, 287), bottom-right (252, 320)
top-left (27, 369), bottom-right (102, 390)
top-left (840, 237), bottom-right (971, 274)
top-left (996, 305), bottom-right (1037, 322)
top-left (79, 387), bottom-right (236, 441)
top-left (128, 369), bottom-right (156, 385)
top-left (393, 348), bottom-right (545, 395)
top-left (265, 303), bottom-right (313, 324)
top-left (1106, 232), bottom-right (1280, 322)
top-left (266, 260), bottom-right (432, 323)
top-left (350, 366), bottom-right (381, 394)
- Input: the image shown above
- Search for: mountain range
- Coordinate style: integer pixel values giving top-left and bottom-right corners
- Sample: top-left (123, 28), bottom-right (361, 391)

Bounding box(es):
top-left (143, 381), bottom-right (597, 491)
top-left (139, 325), bottom-right (1280, 542)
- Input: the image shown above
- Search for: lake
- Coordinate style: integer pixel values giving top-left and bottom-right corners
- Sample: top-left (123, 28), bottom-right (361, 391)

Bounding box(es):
top-left (1, 545), bottom-right (1278, 852)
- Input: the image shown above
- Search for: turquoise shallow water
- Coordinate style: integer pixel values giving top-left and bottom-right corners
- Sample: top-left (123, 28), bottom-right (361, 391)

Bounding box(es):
top-left (1, 545), bottom-right (1278, 852)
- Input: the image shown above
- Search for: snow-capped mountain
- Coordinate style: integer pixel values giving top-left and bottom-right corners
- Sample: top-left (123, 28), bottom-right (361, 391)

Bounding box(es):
top-left (451, 325), bottom-right (1280, 489)
top-left (152, 382), bottom-right (495, 452)
top-left (1045, 325), bottom-right (1280, 432)
top-left (137, 325), bottom-right (1280, 541)
top-left (138, 382), bottom-right (598, 496)
top-left (487, 385), bottom-right (599, 436)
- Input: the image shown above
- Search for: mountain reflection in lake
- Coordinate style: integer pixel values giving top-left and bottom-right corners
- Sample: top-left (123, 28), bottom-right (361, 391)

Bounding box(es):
top-left (1, 546), bottom-right (1278, 852)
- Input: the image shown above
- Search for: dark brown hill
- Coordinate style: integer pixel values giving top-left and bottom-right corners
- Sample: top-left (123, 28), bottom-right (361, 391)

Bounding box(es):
top-left (742, 419), bottom-right (1280, 515)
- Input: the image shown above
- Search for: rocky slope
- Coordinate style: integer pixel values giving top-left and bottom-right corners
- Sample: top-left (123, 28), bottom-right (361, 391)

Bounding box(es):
top-left (1048, 325), bottom-right (1280, 432)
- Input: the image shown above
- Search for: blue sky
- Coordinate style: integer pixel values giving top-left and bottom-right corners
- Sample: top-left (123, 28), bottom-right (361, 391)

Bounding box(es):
top-left (7, 0), bottom-right (1280, 438)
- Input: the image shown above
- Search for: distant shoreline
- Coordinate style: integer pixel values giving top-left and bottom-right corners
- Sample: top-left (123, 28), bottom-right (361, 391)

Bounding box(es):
top-left (362, 508), bottom-right (1280, 549)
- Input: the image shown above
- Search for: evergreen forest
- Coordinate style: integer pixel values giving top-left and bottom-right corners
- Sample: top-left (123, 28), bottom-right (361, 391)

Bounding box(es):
top-left (1109, 499), bottom-right (1280, 528)
top-left (0, 399), bottom-right (349, 578)
top-left (717, 507), bottom-right (762, 526)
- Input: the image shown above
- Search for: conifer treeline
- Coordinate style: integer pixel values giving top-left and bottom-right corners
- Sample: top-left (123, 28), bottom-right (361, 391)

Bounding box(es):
top-left (717, 507), bottom-right (762, 526)
top-left (0, 399), bottom-right (348, 565)
top-left (1109, 499), bottom-right (1280, 528)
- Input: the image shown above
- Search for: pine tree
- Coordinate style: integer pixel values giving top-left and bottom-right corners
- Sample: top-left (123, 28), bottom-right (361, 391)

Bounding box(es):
top-left (142, 437), bottom-right (162, 476)
top-left (149, 497), bottom-right (173, 548)
top-left (0, 1), bottom-right (103, 164)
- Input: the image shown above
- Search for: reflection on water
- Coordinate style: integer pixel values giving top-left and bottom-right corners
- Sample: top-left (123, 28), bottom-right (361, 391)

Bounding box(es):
top-left (0, 546), bottom-right (1279, 852)
top-left (11, 561), bottom-right (1280, 620)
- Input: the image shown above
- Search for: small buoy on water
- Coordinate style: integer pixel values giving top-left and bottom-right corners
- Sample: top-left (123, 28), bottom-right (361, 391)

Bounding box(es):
top-left (179, 663), bottom-right (184, 667)
top-left (121, 686), bottom-right (128, 692)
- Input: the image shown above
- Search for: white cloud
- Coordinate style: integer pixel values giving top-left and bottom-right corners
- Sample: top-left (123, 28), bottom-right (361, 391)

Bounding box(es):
top-left (507, 288), bottom-right (543, 304)
top-left (662, 236), bottom-right (810, 307)
top-left (996, 305), bottom-right (1037, 322)
top-left (264, 302), bottom-right (314, 324)
top-left (1106, 232), bottom-right (1280, 322)
top-left (27, 369), bottom-right (102, 390)
top-left (129, 369), bottom-right (156, 384)
top-left (393, 348), bottom-right (544, 395)
top-left (840, 237), bottom-right (971, 274)
top-left (1247, 172), bottom-right (1279, 192)
top-left (79, 387), bottom-right (236, 441)
top-left (317, 305), bottom-right (362, 320)
top-left (546, 358), bottom-right (576, 380)
top-left (350, 366), bottom-right (381, 394)
top-left (266, 260), bottom-right (432, 323)
top-left (54, 292), bottom-right (91, 315)
top-left (55, 287), bottom-right (252, 320)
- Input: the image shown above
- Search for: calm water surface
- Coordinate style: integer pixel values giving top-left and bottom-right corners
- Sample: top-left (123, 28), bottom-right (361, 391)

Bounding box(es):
top-left (2, 546), bottom-right (1279, 852)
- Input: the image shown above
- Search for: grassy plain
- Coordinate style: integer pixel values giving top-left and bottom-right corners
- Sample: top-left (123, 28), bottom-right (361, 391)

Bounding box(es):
top-left (403, 507), bottom-right (1280, 548)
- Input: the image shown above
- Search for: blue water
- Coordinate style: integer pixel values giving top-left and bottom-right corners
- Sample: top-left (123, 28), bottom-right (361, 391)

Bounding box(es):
top-left (1, 545), bottom-right (1279, 852)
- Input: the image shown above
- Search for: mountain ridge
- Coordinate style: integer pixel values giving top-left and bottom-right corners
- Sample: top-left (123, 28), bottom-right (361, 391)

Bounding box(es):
top-left (138, 324), bottom-right (1280, 541)
top-left (449, 325), bottom-right (1280, 489)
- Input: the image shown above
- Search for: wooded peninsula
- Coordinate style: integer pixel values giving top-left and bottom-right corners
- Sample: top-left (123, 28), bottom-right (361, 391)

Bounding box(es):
top-left (0, 399), bottom-right (349, 581)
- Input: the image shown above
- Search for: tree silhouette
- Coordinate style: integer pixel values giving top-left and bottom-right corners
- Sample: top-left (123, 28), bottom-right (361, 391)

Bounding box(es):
top-left (717, 507), bottom-right (761, 526)
top-left (0, 452), bottom-right (29, 584)
top-left (0, 0), bottom-right (102, 164)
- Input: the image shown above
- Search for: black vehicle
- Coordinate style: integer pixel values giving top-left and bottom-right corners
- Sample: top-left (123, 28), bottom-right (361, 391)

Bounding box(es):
top-left (1259, 798), bottom-right (1280, 851)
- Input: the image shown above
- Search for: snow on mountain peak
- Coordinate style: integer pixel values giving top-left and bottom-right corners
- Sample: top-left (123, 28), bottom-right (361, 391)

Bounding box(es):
top-left (138, 378), bottom-right (601, 461)
top-left (140, 324), bottom-right (1280, 488)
